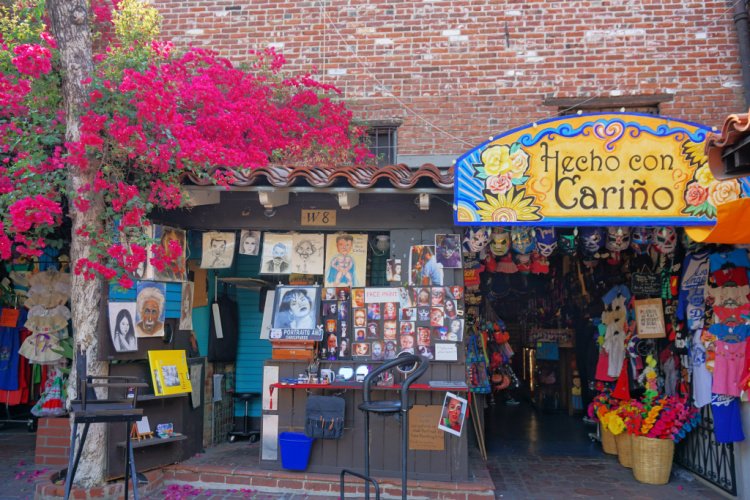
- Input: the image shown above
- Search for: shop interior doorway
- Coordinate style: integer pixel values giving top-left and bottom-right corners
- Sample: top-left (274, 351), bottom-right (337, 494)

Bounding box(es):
top-left (472, 226), bottom-right (678, 458)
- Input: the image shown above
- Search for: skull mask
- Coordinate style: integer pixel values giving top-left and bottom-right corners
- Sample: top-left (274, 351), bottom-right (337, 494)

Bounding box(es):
top-left (579, 227), bottom-right (604, 256)
top-left (630, 227), bottom-right (652, 254)
top-left (463, 227), bottom-right (490, 253)
top-left (535, 228), bottom-right (557, 257)
top-left (511, 227), bottom-right (536, 254)
top-left (605, 227), bottom-right (631, 253)
top-left (489, 228), bottom-right (511, 256)
top-left (652, 226), bottom-right (677, 255)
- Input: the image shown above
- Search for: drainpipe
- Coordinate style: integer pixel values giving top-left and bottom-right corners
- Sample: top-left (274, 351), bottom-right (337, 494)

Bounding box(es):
top-left (733, 0), bottom-right (750, 108)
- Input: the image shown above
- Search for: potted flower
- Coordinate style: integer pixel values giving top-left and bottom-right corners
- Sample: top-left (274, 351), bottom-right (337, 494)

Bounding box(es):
top-left (631, 395), bottom-right (700, 485)
top-left (588, 389), bottom-right (620, 455)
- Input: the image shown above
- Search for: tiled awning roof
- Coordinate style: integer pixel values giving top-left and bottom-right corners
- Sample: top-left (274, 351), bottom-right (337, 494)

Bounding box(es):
top-left (705, 109), bottom-right (750, 179)
top-left (182, 163), bottom-right (454, 190)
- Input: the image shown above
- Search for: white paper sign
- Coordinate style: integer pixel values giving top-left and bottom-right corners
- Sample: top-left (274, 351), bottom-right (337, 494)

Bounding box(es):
top-left (260, 290), bottom-right (275, 340)
top-left (364, 287), bottom-right (401, 304)
top-left (434, 343), bottom-right (458, 361)
top-left (136, 416), bottom-right (151, 435)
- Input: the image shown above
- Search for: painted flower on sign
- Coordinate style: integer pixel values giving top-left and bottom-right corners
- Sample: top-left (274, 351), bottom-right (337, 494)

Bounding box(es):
top-left (486, 174), bottom-right (512, 195)
top-left (681, 140), bottom-right (742, 219)
top-left (708, 180), bottom-right (741, 206)
top-left (475, 189), bottom-right (541, 222)
top-left (472, 142), bottom-right (540, 222)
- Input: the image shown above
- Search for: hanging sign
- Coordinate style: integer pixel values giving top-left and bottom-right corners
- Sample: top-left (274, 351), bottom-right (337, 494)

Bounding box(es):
top-left (454, 113), bottom-right (746, 226)
top-left (634, 298), bottom-right (666, 338)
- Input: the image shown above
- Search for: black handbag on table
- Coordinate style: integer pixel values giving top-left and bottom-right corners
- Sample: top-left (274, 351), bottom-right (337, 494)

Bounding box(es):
top-left (304, 395), bottom-right (345, 439)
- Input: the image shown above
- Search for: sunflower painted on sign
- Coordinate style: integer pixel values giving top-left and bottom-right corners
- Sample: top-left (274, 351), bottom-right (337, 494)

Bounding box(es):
top-left (475, 189), bottom-right (541, 222)
top-left (472, 143), bottom-right (542, 222)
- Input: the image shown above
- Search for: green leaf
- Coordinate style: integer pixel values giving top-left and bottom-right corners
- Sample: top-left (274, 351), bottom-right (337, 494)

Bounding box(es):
top-left (509, 143), bottom-right (520, 154)
top-left (473, 166), bottom-right (489, 180)
top-left (511, 176), bottom-right (529, 185)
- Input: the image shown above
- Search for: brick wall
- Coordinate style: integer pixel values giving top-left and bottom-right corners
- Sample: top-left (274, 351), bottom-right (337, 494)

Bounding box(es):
top-left (153, 0), bottom-right (744, 159)
top-left (35, 417), bottom-right (70, 467)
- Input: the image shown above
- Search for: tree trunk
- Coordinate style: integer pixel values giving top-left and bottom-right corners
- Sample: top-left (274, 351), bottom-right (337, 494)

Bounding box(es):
top-left (48, 0), bottom-right (107, 488)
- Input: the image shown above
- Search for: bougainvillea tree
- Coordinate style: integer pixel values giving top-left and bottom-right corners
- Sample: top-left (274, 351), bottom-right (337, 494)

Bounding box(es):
top-left (2, 0), bottom-right (367, 486)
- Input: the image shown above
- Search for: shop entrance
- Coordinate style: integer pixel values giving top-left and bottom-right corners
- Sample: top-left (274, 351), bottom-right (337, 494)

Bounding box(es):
top-left (462, 227), bottom-right (673, 455)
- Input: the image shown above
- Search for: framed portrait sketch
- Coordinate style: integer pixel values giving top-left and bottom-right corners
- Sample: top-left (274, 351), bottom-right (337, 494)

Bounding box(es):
top-left (200, 231), bottom-right (236, 269)
top-left (269, 285), bottom-right (323, 341)
top-left (323, 233), bottom-right (367, 287)
top-left (108, 302), bottom-right (138, 352)
top-left (179, 281), bottom-right (194, 330)
top-left (152, 225), bottom-right (187, 281)
top-left (135, 281), bottom-right (166, 338)
top-left (291, 233), bottom-right (325, 275)
top-left (260, 233), bottom-right (293, 275)
top-left (238, 230), bottom-right (262, 256)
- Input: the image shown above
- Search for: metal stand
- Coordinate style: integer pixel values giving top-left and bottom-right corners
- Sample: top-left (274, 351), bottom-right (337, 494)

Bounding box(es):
top-left (341, 354), bottom-right (429, 500)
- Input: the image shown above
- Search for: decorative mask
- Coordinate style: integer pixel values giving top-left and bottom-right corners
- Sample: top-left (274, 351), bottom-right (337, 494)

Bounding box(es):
top-left (511, 227), bottom-right (536, 254)
top-left (535, 227), bottom-right (557, 257)
top-left (463, 227), bottom-right (490, 253)
top-left (579, 227), bottom-right (604, 256)
top-left (558, 229), bottom-right (578, 256)
top-left (630, 227), bottom-right (652, 254)
top-left (489, 228), bottom-right (511, 256)
top-left (652, 226), bottom-right (677, 255)
top-left (605, 227), bottom-right (631, 253)
top-left (513, 253), bottom-right (532, 273)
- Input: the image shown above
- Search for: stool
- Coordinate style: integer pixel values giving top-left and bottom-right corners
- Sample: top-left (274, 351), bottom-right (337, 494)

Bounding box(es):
top-left (228, 392), bottom-right (260, 443)
top-left (341, 353), bottom-right (429, 500)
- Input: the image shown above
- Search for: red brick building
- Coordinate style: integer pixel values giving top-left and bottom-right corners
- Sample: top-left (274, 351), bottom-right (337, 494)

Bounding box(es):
top-left (155, 0), bottom-right (745, 165)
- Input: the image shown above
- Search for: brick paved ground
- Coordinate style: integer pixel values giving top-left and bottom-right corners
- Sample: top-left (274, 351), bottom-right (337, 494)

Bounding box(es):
top-left (0, 422), bottom-right (47, 500)
top-left (0, 405), bottom-right (733, 499)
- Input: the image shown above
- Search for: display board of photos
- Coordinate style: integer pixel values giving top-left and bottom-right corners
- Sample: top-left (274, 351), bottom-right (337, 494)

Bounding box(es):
top-left (319, 286), bottom-right (465, 362)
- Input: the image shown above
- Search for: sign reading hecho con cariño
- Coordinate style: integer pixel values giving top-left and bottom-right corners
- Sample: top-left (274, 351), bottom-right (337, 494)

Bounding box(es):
top-left (454, 113), bottom-right (744, 226)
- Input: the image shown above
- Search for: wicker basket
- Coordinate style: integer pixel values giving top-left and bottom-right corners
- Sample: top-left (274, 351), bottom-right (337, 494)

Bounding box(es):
top-left (601, 425), bottom-right (618, 455)
top-left (615, 432), bottom-right (633, 468)
top-left (632, 435), bottom-right (674, 484)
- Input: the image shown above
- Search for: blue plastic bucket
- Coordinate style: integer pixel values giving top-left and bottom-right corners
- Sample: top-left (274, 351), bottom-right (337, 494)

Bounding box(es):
top-left (279, 432), bottom-right (313, 471)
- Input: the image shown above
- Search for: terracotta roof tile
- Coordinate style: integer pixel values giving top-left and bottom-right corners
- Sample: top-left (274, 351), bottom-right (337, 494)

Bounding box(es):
top-left (705, 109), bottom-right (750, 179)
top-left (183, 163), bottom-right (454, 190)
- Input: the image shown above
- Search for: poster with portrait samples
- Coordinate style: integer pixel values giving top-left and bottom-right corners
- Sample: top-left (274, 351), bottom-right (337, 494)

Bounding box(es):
top-left (323, 233), bottom-right (368, 287)
top-left (340, 286), bottom-right (465, 362)
top-left (321, 287), bottom-right (351, 360)
top-left (200, 231), bottom-right (236, 269)
top-left (269, 285), bottom-right (323, 341)
top-left (152, 225), bottom-right (187, 281)
top-left (291, 233), bottom-right (325, 275)
top-left (238, 230), bottom-right (262, 256)
top-left (179, 281), bottom-right (194, 330)
top-left (108, 302), bottom-right (138, 353)
top-left (434, 234), bottom-right (463, 269)
top-left (135, 281), bottom-right (167, 338)
top-left (260, 233), bottom-right (293, 275)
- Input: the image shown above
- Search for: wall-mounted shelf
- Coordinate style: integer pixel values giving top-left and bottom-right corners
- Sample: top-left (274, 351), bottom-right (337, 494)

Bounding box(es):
top-left (116, 434), bottom-right (187, 449)
top-left (137, 393), bottom-right (188, 402)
